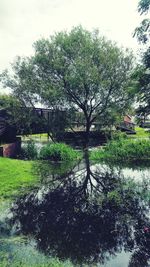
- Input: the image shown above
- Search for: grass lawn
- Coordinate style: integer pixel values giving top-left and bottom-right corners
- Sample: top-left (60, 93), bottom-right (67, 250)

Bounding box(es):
top-left (0, 157), bottom-right (38, 201)
top-left (129, 126), bottom-right (150, 139)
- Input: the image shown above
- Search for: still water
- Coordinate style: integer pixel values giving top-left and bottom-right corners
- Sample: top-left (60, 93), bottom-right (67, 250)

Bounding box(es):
top-left (0, 154), bottom-right (150, 266)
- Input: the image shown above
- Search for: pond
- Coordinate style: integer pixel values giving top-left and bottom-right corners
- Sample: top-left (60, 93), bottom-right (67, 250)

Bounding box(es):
top-left (0, 153), bottom-right (150, 267)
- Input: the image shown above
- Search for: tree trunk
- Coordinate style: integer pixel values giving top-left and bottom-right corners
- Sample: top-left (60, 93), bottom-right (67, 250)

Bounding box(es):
top-left (84, 120), bottom-right (91, 148)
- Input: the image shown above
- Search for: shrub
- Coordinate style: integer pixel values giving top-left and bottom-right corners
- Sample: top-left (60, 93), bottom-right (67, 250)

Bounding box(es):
top-left (39, 142), bottom-right (80, 161)
top-left (111, 131), bottom-right (128, 141)
top-left (90, 139), bottom-right (150, 162)
top-left (21, 140), bottom-right (38, 160)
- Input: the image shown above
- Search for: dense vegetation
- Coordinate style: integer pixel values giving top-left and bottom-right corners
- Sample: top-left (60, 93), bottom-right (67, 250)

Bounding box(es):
top-left (39, 143), bottom-right (81, 161)
top-left (21, 140), bottom-right (38, 160)
top-left (91, 138), bottom-right (150, 162)
top-left (1, 26), bottom-right (134, 147)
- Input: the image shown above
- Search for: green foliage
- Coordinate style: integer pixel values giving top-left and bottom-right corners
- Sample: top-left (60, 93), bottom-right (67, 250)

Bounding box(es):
top-left (0, 94), bottom-right (46, 135)
top-left (94, 107), bottom-right (124, 131)
top-left (1, 27), bottom-right (134, 146)
top-left (135, 48), bottom-right (150, 118)
top-left (138, 0), bottom-right (150, 14)
top-left (111, 131), bottom-right (128, 141)
top-left (21, 140), bottom-right (38, 160)
top-left (91, 138), bottom-right (150, 162)
top-left (47, 109), bottom-right (69, 139)
top-left (0, 94), bottom-right (20, 110)
top-left (39, 143), bottom-right (80, 161)
top-left (0, 254), bottom-right (73, 267)
top-left (134, 19), bottom-right (150, 43)
top-left (0, 158), bottom-right (38, 201)
top-left (134, 0), bottom-right (150, 43)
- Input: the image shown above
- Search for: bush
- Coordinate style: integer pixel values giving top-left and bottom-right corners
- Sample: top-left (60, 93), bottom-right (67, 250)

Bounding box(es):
top-left (111, 131), bottom-right (128, 141)
top-left (21, 140), bottom-right (38, 160)
top-left (90, 138), bottom-right (150, 162)
top-left (39, 142), bottom-right (80, 161)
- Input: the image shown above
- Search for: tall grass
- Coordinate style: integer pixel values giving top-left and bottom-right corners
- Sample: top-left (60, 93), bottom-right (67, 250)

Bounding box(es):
top-left (39, 143), bottom-right (81, 162)
top-left (91, 138), bottom-right (150, 162)
top-left (21, 140), bottom-right (38, 160)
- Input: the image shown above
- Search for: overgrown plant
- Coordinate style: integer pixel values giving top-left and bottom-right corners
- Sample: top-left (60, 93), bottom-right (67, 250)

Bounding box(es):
top-left (111, 131), bottom-right (128, 141)
top-left (91, 138), bottom-right (150, 162)
top-left (39, 143), bottom-right (81, 161)
top-left (21, 140), bottom-right (38, 160)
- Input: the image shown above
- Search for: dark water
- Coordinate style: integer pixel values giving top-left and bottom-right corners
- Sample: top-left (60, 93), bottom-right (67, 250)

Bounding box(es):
top-left (1, 153), bottom-right (150, 266)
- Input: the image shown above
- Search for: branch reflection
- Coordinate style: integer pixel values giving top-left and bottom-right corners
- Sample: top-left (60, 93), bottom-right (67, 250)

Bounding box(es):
top-left (11, 151), bottom-right (150, 266)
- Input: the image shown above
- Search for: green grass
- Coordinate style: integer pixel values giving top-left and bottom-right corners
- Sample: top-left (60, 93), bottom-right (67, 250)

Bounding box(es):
top-left (129, 126), bottom-right (150, 138)
top-left (90, 138), bottom-right (150, 163)
top-left (0, 157), bottom-right (38, 201)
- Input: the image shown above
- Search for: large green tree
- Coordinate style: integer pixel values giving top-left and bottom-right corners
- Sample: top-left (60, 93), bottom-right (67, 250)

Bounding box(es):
top-left (1, 27), bottom-right (134, 146)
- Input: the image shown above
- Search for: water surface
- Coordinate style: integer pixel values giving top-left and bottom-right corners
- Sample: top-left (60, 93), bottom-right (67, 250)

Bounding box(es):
top-left (8, 155), bottom-right (150, 266)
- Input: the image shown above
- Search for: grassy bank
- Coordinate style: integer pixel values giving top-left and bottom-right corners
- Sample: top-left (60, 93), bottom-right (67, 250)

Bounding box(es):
top-left (128, 126), bottom-right (150, 139)
top-left (91, 138), bottom-right (150, 163)
top-left (135, 126), bottom-right (149, 137)
top-left (0, 157), bottom-right (38, 201)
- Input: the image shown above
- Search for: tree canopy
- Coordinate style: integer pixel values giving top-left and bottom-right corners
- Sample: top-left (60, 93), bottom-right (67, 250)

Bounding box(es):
top-left (134, 47), bottom-right (150, 118)
top-left (1, 27), bottom-right (134, 145)
top-left (0, 94), bottom-right (47, 135)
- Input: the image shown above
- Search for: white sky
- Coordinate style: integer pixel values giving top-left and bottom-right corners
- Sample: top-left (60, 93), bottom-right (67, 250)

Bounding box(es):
top-left (0, 0), bottom-right (142, 76)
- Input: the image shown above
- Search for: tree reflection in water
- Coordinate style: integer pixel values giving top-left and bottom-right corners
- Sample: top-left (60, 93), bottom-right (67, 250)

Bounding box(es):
top-left (11, 151), bottom-right (150, 266)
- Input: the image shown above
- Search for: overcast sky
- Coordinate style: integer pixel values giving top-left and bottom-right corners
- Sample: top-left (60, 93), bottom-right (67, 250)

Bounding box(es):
top-left (0, 0), bottom-right (142, 76)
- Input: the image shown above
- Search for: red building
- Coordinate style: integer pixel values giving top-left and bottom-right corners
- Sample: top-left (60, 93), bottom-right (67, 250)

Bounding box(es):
top-left (123, 115), bottom-right (134, 129)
